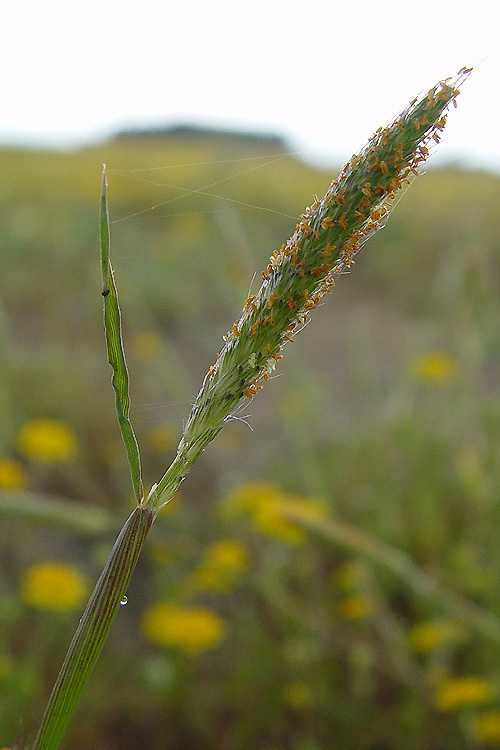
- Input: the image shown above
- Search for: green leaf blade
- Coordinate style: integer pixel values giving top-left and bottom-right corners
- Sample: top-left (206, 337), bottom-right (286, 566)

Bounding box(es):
top-left (100, 167), bottom-right (143, 502)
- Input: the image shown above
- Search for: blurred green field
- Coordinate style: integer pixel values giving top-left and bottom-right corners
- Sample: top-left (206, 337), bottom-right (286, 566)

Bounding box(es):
top-left (2, 130), bottom-right (500, 750)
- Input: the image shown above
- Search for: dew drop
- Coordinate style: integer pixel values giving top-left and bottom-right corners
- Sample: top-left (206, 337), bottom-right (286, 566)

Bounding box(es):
top-left (120, 595), bottom-right (128, 606)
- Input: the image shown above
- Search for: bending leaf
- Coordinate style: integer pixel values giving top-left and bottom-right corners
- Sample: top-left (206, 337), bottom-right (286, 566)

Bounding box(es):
top-left (100, 167), bottom-right (143, 502)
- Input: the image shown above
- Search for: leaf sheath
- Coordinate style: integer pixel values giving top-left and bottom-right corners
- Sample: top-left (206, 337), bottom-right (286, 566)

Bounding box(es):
top-left (31, 505), bottom-right (154, 750)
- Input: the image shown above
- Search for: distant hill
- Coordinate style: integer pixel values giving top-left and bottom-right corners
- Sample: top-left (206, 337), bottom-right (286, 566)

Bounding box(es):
top-left (112, 123), bottom-right (289, 151)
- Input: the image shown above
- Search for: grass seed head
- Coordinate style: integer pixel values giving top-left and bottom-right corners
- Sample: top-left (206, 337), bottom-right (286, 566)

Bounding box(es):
top-left (148, 68), bottom-right (471, 511)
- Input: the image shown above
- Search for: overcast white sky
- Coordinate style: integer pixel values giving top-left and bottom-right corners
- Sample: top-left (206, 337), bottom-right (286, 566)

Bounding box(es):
top-left (2, 0), bottom-right (498, 170)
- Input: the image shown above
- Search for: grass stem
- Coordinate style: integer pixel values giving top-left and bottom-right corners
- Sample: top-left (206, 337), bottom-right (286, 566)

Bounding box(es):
top-left (30, 506), bottom-right (153, 750)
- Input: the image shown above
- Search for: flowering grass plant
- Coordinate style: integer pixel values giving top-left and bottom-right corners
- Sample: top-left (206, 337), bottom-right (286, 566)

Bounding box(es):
top-left (28, 68), bottom-right (471, 750)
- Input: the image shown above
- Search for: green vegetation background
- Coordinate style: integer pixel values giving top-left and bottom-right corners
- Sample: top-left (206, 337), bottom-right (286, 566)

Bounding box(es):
top-left (2, 132), bottom-right (500, 749)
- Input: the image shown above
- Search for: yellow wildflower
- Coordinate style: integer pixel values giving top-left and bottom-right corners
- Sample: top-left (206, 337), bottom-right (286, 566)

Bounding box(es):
top-left (204, 539), bottom-right (248, 571)
top-left (436, 676), bottom-right (494, 712)
top-left (222, 482), bottom-right (327, 546)
top-left (193, 539), bottom-right (248, 591)
top-left (473, 711), bottom-right (500, 745)
top-left (141, 603), bottom-right (226, 654)
top-left (223, 482), bottom-right (284, 515)
top-left (337, 594), bottom-right (373, 620)
top-left (412, 351), bottom-right (457, 384)
top-left (17, 419), bottom-right (78, 464)
top-left (0, 458), bottom-right (26, 490)
top-left (409, 620), bottom-right (466, 653)
top-left (21, 562), bottom-right (88, 611)
top-left (283, 681), bottom-right (314, 708)
top-left (251, 502), bottom-right (307, 545)
top-left (253, 497), bottom-right (327, 546)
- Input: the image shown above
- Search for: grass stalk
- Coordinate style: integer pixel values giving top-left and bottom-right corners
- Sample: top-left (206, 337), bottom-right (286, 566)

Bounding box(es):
top-left (146, 69), bottom-right (471, 513)
top-left (30, 506), bottom-right (153, 750)
top-left (28, 68), bottom-right (470, 749)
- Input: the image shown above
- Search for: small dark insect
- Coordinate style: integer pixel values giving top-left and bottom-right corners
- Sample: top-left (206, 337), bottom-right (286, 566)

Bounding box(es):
top-left (102, 289), bottom-right (110, 297)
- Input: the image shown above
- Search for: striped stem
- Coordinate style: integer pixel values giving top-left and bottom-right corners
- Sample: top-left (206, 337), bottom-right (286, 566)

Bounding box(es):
top-left (29, 68), bottom-right (471, 749)
top-left (31, 506), bottom-right (153, 750)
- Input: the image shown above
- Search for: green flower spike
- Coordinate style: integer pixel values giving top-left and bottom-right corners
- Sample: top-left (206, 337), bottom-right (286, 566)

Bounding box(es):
top-left (147, 67), bottom-right (472, 513)
top-left (29, 69), bottom-right (470, 750)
